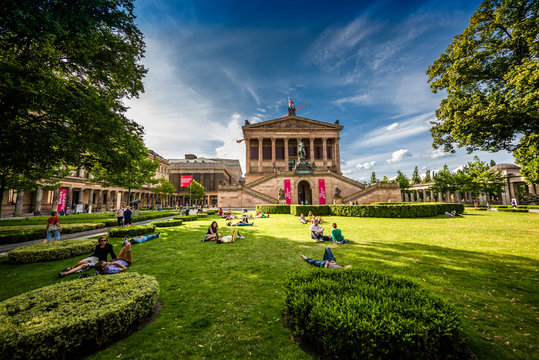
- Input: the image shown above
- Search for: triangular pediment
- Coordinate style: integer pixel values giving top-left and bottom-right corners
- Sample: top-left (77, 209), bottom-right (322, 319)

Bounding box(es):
top-left (243, 116), bottom-right (342, 130)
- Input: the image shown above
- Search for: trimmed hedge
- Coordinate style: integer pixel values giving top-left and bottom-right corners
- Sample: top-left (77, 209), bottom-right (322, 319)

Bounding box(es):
top-left (287, 204), bottom-right (464, 218)
top-left (108, 224), bottom-right (156, 237)
top-left (290, 205), bottom-right (332, 216)
top-left (0, 273), bottom-right (159, 360)
top-left (285, 269), bottom-right (463, 359)
top-left (255, 205), bottom-right (291, 214)
top-left (151, 219), bottom-right (183, 227)
top-left (8, 238), bottom-right (98, 264)
top-left (0, 223), bottom-right (106, 245)
top-left (497, 208), bottom-right (529, 212)
top-left (204, 210), bottom-right (217, 215)
top-left (173, 215), bottom-right (198, 222)
top-left (196, 213), bottom-right (208, 218)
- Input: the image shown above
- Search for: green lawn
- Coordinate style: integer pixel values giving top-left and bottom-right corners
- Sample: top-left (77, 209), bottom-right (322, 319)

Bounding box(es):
top-left (1, 211), bottom-right (537, 359)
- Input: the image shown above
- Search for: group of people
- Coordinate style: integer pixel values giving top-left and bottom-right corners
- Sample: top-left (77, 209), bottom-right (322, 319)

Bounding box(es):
top-left (299, 211), bottom-right (323, 225)
top-left (310, 221), bottom-right (349, 244)
top-left (202, 221), bottom-right (245, 243)
top-left (115, 206), bottom-right (133, 227)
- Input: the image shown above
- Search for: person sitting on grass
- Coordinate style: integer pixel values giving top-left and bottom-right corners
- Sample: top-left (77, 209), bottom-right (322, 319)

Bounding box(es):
top-left (58, 236), bottom-right (116, 277)
top-left (300, 247), bottom-right (351, 269)
top-left (299, 213), bottom-right (307, 224)
top-left (203, 221), bottom-right (222, 242)
top-left (216, 229), bottom-right (244, 244)
top-left (123, 232), bottom-right (161, 245)
top-left (310, 220), bottom-right (328, 242)
top-left (307, 211), bottom-right (314, 222)
top-left (94, 241), bottom-right (133, 274)
top-left (330, 223), bottom-right (349, 244)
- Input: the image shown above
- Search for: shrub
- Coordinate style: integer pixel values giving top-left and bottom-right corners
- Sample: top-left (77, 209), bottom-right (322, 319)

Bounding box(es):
top-left (151, 220), bottom-right (183, 228)
top-left (0, 273), bottom-right (159, 360)
top-left (285, 269), bottom-right (463, 360)
top-left (204, 210), bottom-right (217, 215)
top-left (173, 215), bottom-right (198, 222)
top-left (497, 208), bottom-right (529, 212)
top-left (255, 205), bottom-right (291, 214)
top-left (0, 223), bottom-right (106, 245)
top-left (196, 213), bottom-right (208, 218)
top-left (8, 239), bottom-right (97, 264)
top-left (108, 224), bottom-right (156, 237)
top-left (290, 205), bottom-right (331, 216)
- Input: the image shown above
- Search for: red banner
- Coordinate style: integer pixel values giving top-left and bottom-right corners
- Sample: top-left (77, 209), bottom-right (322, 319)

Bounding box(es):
top-left (284, 179), bottom-right (291, 205)
top-left (318, 179), bottom-right (326, 205)
top-left (180, 176), bottom-right (193, 187)
top-left (57, 188), bottom-right (67, 213)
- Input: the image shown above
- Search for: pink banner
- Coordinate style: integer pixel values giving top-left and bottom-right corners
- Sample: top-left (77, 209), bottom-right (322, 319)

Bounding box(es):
top-left (284, 179), bottom-right (291, 205)
top-left (180, 175), bottom-right (193, 187)
top-left (318, 179), bottom-right (326, 205)
top-left (57, 188), bottom-right (67, 213)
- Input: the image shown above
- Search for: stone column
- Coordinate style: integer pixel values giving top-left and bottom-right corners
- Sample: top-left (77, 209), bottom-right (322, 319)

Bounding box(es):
top-left (429, 190), bottom-right (434, 202)
top-left (14, 191), bottom-right (24, 216)
top-left (66, 187), bottom-right (73, 211)
top-left (455, 191), bottom-right (461, 203)
top-left (284, 138), bottom-right (289, 170)
top-left (322, 138), bottom-right (328, 168)
top-left (258, 137), bottom-right (263, 173)
top-left (245, 138), bottom-right (251, 174)
top-left (309, 137), bottom-right (315, 164)
top-left (88, 189), bottom-right (94, 212)
top-left (271, 138), bottom-right (276, 168)
top-left (34, 188), bottom-right (43, 215)
top-left (335, 137), bottom-right (341, 173)
top-left (78, 188), bottom-right (84, 205)
top-left (437, 192), bottom-right (442, 202)
top-left (52, 189), bottom-right (59, 212)
top-left (422, 189), bottom-right (427, 202)
top-left (445, 191), bottom-right (450, 202)
top-left (97, 190), bottom-right (103, 210)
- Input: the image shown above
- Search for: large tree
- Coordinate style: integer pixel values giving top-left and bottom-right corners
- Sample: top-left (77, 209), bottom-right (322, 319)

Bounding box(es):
top-left (153, 177), bottom-right (177, 207)
top-left (182, 180), bottom-right (205, 205)
top-left (426, 0), bottom-right (538, 184)
top-left (0, 0), bottom-right (149, 208)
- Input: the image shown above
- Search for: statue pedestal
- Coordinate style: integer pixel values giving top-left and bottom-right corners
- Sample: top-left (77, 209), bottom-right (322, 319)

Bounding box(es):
top-left (294, 160), bottom-right (313, 174)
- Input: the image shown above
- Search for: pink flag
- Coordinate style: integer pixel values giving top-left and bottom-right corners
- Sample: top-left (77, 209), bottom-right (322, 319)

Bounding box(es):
top-left (180, 176), bottom-right (193, 187)
top-left (58, 188), bottom-right (67, 213)
top-left (318, 179), bottom-right (326, 205)
top-left (288, 97), bottom-right (294, 108)
top-left (284, 179), bottom-right (291, 205)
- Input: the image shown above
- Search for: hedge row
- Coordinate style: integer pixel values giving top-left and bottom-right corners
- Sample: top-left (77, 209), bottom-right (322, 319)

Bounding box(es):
top-left (290, 205), bottom-right (332, 216)
top-left (497, 208), bottom-right (529, 212)
top-left (173, 215), bottom-right (198, 221)
top-left (255, 205), bottom-right (291, 214)
top-left (0, 223), bottom-right (106, 245)
top-left (0, 273), bottom-right (159, 360)
top-left (204, 210), bottom-right (217, 215)
top-left (108, 224), bottom-right (156, 237)
top-left (196, 213), bottom-right (208, 218)
top-left (285, 269), bottom-right (463, 359)
top-left (151, 220), bottom-right (183, 227)
top-left (8, 239), bottom-right (97, 264)
top-left (286, 203), bottom-right (464, 218)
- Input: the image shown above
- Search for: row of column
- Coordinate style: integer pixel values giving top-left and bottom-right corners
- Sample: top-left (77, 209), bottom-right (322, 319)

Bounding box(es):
top-left (402, 189), bottom-right (498, 204)
top-left (246, 137), bottom-right (340, 174)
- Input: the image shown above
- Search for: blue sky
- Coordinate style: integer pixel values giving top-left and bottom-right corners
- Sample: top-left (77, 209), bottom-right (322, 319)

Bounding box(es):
top-left (126, 0), bottom-right (515, 182)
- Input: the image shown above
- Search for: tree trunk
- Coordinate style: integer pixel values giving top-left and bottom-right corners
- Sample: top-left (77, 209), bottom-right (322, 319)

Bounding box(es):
top-left (0, 176), bottom-right (6, 219)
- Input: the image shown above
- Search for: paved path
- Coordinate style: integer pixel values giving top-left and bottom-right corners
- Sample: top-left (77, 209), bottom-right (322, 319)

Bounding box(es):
top-left (0, 215), bottom-right (176, 257)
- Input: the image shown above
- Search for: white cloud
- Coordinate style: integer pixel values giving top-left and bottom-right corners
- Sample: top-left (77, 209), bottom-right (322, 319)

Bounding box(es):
top-left (386, 122), bottom-right (399, 131)
top-left (333, 93), bottom-right (373, 106)
top-left (430, 149), bottom-right (451, 159)
top-left (386, 149), bottom-right (411, 164)
top-left (356, 160), bottom-right (377, 169)
top-left (452, 165), bottom-right (465, 173)
top-left (355, 113), bottom-right (431, 148)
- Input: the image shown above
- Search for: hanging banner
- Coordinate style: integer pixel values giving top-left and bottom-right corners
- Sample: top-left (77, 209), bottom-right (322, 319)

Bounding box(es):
top-left (284, 179), bottom-right (291, 205)
top-left (57, 188), bottom-right (67, 213)
top-left (180, 175), bottom-right (193, 187)
top-left (318, 179), bottom-right (326, 205)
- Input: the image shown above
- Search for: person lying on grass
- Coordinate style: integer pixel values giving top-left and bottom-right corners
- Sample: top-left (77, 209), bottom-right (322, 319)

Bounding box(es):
top-left (330, 223), bottom-right (349, 244)
top-left (94, 241), bottom-right (133, 274)
top-left (216, 229), bottom-right (244, 244)
top-left (226, 221), bottom-right (253, 226)
top-left (300, 247), bottom-right (351, 269)
top-left (58, 236), bottom-right (116, 277)
top-left (444, 210), bottom-right (462, 217)
top-left (254, 212), bottom-right (270, 218)
top-left (203, 221), bottom-right (223, 242)
top-left (123, 232), bottom-right (161, 245)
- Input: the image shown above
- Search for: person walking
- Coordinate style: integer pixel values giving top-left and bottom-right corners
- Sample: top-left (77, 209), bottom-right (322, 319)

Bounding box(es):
top-left (45, 211), bottom-right (62, 243)
top-left (115, 206), bottom-right (125, 227)
top-left (123, 206), bottom-right (133, 226)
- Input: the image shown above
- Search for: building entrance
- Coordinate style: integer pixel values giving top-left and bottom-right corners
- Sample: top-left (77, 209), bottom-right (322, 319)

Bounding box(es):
top-left (297, 180), bottom-right (312, 205)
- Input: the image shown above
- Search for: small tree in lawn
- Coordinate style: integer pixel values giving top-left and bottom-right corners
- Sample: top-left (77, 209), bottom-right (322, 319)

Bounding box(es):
top-left (153, 177), bottom-right (177, 208)
top-left (182, 180), bottom-right (205, 206)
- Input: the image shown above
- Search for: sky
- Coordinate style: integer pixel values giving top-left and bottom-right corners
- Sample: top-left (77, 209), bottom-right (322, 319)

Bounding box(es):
top-left (125, 0), bottom-right (516, 183)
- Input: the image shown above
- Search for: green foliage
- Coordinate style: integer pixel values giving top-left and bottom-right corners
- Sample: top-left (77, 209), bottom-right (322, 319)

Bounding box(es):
top-left (0, 223), bottom-right (105, 245)
top-left (423, 169), bottom-right (432, 183)
top-left (412, 166), bottom-right (421, 184)
top-left (153, 176), bottom-right (177, 204)
top-left (255, 205), bottom-right (291, 214)
top-left (497, 208), bottom-right (529, 213)
top-left (290, 205), bottom-right (332, 216)
top-left (108, 225), bottom-right (156, 237)
top-left (182, 180), bottom-right (205, 201)
top-left (514, 134), bottom-right (539, 185)
top-left (204, 210), bottom-right (217, 215)
top-left (0, 273), bottom-right (159, 360)
top-left (426, 0), bottom-right (538, 172)
top-left (151, 220), bottom-right (183, 228)
top-left (431, 165), bottom-right (455, 194)
top-left (370, 171), bottom-right (377, 184)
top-left (285, 269), bottom-right (463, 359)
top-left (289, 204), bottom-right (464, 218)
top-left (196, 213), bottom-right (208, 218)
top-left (8, 239), bottom-right (97, 264)
top-left (396, 170), bottom-right (410, 190)
top-left (173, 215), bottom-right (199, 222)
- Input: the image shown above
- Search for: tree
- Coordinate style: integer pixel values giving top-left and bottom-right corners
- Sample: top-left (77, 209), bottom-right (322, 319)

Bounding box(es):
top-left (0, 0), bottom-right (148, 212)
top-left (153, 177), bottom-right (177, 207)
top-left (370, 172), bottom-right (377, 184)
top-left (182, 180), bottom-right (205, 205)
top-left (426, 0), bottom-right (538, 183)
top-left (396, 170), bottom-right (410, 190)
top-left (422, 169), bottom-right (432, 183)
top-left (514, 134), bottom-right (539, 184)
top-left (411, 166), bottom-right (421, 184)
top-left (91, 151), bottom-right (160, 205)
top-left (431, 165), bottom-right (456, 195)
top-left (381, 176), bottom-right (391, 184)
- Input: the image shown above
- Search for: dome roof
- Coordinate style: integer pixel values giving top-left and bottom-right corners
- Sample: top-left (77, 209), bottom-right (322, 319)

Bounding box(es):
top-left (489, 163), bottom-right (521, 171)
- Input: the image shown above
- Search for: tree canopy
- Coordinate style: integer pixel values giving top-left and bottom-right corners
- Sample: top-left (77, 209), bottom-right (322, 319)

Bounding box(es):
top-left (153, 177), bottom-right (177, 206)
top-left (426, 0), bottom-right (538, 183)
top-left (182, 180), bottom-right (205, 203)
top-left (0, 0), bottom-right (149, 197)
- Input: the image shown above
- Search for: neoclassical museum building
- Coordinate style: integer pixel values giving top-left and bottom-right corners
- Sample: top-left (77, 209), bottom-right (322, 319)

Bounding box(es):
top-left (217, 107), bottom-right (401, 207)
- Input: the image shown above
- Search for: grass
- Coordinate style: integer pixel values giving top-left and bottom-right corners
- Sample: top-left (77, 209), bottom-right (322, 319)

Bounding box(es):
top-left (0, 211), bottom-right (537, 359)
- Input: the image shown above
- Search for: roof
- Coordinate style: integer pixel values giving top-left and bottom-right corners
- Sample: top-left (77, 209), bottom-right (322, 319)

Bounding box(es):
top-left (242, 115), bottom-right (343, 132)
top-left (489, 163), bottom-right (521, 171)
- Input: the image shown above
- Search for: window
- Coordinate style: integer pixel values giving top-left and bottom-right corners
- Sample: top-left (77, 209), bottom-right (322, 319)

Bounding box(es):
top-left (250, 146), bottom-right (258, 160)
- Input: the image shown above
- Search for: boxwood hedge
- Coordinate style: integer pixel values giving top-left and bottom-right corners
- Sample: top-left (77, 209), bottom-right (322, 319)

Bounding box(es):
top-left (196, 213), bottom-right (208, 218)
top-left (108, 224), bottom-right (156, 237)
top-left (289, 205), bottom-right (332, 216)
top-left (173, 215), bottom-right (198, 222)
top-left (0, 273), bottom-right (159, 360)
top-left (497, 208), bottom-right (529, 212)
top-left (285, 269), bottom-right (463, 359)
top-left (8, 239), bottom-right (98, 264)
top-left (287, 203), bottom-right (464, 218)
top-left (204, 210), bottom-right (217, 215)
top-left (255, 205), bottom-right (291, 214)
top-left (0, 223), bottom-right (106, 245)
top-left (151, 219), bottom-right (183, 227)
